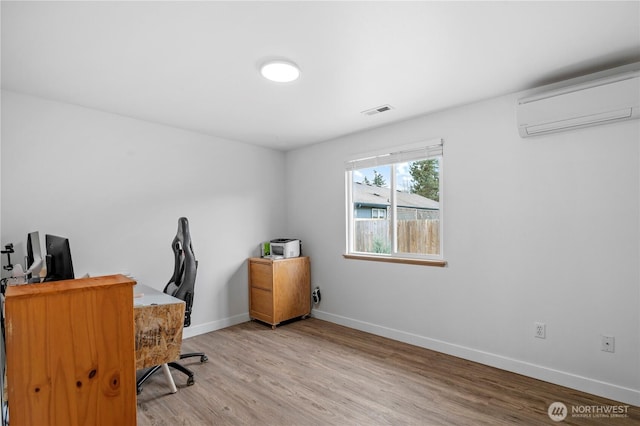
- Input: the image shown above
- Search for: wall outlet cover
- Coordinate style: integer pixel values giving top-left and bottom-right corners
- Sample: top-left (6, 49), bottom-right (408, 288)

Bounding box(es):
top-left (534, 322), bottom-right (546, 339)
top-left (601, 335), bottom-right (615, 353)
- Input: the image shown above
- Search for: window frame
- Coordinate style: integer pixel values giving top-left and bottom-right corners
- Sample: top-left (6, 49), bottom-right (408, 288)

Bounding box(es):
top-left (344, 139), bottom-right (446, 267)
top-left (371, 208), bottom-right (387, 219)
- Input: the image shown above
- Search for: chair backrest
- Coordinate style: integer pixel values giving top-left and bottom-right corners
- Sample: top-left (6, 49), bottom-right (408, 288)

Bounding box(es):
top-left (163, 217), bottom-right (197, 327)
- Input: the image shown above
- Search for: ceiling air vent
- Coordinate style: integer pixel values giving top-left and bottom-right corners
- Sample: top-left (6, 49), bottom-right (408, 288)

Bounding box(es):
top-left (362, 104), bottom-right (394, 116)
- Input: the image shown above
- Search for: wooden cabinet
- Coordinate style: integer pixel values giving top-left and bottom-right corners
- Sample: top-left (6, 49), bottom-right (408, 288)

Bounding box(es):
top-left (249, 257), bottom-right (310, 328)
top-left (4, 274), bottom-right (137, 426)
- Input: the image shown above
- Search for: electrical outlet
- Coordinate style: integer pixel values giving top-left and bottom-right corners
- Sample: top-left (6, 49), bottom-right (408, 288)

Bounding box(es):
top-left (534, 322), bottom-right (546, 339)
top-left (601, 335), bottom-right (615, 353)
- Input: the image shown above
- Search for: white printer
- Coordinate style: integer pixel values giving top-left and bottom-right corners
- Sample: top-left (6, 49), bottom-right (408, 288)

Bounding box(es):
top-left (269, 239), bottom-right (301, 258)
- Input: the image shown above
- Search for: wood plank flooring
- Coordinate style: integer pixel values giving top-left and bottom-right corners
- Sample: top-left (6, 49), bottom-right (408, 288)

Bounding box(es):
top-left (136, 318), bottom-right (639, 425)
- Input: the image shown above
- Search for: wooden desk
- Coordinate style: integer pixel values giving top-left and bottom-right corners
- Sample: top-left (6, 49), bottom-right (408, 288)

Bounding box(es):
top-left (4, 274), bottom-right (137, 426)
top-left (3, 277), bottom-right (188, 426)
top-left (133, 284), bottom-right (185, 370)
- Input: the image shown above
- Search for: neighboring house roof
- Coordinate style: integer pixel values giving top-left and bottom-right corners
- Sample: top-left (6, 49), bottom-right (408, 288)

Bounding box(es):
top-left (352, 182), bottom-right (439, 210)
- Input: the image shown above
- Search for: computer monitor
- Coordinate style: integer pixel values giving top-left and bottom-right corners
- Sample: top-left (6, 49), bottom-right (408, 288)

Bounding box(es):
top-left (43, 234), bottom-right (74, 282)
top-left (26, 231), bottom-right (43, 280)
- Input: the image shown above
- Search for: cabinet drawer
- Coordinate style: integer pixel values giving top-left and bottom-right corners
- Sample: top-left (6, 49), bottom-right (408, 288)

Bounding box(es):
top-left (250, 287), bottom-right (273, 318)
top-left (249, 261), bottom-right (272, 290)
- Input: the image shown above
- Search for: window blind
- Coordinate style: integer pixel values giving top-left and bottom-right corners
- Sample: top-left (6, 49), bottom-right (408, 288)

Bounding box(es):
top-left (345, 140), bottom-right (443, 171)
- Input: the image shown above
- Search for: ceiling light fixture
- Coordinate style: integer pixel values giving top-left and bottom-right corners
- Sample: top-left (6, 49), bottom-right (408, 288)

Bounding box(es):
top-left (260, 60), bottom-right (300, 83)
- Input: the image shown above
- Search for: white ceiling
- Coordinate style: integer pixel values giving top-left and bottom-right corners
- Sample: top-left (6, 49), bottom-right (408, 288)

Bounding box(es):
top-left (2, 1), bottom-right (639, 150)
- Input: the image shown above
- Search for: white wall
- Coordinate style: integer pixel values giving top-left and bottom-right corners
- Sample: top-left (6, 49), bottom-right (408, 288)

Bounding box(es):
top-left (2, 86), bottom-right (639, 406)
top-left (1, 90), bottom-right (287, 335)
top-left (285, 93), bottom-right (640, 405)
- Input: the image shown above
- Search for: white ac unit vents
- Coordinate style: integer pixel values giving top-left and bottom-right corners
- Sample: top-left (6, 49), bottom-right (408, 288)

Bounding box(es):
top-left (517, 68), bottom-right (640, 138)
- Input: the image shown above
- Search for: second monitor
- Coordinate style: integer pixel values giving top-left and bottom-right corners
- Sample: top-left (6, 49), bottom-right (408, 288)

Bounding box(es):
top-left (43, 234), bottom-right (75, 282)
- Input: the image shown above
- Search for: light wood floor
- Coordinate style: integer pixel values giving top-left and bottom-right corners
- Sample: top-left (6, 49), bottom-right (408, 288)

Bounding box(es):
top-left (136, 318), bottom-right (639, 425)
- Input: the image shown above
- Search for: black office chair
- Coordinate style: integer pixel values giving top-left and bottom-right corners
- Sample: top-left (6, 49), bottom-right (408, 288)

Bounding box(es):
top-left (136, 217), bottom-right (208, 394)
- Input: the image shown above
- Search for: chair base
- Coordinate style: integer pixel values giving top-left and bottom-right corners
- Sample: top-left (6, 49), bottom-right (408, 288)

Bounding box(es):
top-left (136, 352), bottom-right (208, 394)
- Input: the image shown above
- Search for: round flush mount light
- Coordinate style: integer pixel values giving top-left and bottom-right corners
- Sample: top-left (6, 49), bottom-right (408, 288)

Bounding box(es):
top-left (260, 60), bottom-right (301, 83)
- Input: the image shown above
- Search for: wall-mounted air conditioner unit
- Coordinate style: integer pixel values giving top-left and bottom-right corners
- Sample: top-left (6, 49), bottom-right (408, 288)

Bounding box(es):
top-left (517, 69), bottom-right (640, 138)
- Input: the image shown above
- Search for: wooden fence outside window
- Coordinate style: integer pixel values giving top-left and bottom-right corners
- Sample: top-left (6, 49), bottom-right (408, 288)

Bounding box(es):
top-left (354, 219), bottom-right (440, 255)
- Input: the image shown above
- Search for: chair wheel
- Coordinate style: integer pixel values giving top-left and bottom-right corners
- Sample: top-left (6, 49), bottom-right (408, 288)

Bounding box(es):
top-left (187, 377), bottom-right (195, 386)
top-left (201, 355), bottom-right (208, 363)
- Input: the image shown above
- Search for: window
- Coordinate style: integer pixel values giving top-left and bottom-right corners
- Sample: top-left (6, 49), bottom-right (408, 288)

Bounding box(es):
top-left (371, 208), bottom-right (387, 219)
top-left (345, 140), bottom-right (445, 266)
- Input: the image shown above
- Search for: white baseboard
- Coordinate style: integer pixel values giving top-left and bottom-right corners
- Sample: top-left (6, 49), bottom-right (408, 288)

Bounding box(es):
top-left (182, 312), bottom-right (250, 339)
top-left (312, 309), bottom-right (640, 407)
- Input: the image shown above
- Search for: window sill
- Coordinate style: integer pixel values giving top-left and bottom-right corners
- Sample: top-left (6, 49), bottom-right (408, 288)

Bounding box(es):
top-left (343, 254), bottom-right (447, 267)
